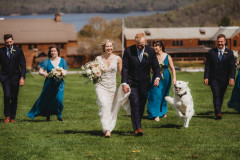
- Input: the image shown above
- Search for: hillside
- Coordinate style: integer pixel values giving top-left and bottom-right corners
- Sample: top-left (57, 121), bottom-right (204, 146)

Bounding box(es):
top-left (0, 0), bottom-right (200, 15)
top-left (124, 0), bottom-right (240, 27)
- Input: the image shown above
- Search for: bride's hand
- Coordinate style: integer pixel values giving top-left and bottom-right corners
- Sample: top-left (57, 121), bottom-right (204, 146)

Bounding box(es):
top-left (122, 85), bottom-right (130, 94)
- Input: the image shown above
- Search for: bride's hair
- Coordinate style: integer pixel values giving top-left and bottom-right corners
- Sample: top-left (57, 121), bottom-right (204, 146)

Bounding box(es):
top-left (101, 39), bottom-right (114, 52)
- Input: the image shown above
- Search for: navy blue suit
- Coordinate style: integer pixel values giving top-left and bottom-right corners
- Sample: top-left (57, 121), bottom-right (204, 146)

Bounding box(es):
top-left (122, 45), bottom-right (160, 130)
top-left (0, 46), bottom-right (26, 119)
top-left (204, 47), bottom-right (236, 115)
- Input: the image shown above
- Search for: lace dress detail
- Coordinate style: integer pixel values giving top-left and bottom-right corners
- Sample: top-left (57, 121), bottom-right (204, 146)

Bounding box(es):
top-left (95, 55), bottom-right (118, 132)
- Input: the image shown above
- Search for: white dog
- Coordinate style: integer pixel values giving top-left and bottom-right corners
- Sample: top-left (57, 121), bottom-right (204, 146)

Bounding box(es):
top-left (165, 81), bottom-right (194, 128)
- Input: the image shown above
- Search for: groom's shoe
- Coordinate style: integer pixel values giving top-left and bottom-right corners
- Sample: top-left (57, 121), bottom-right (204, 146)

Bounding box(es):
top-left (216, 113), bottom-right (222, 120)
top-left (10, 119), bottom-right (16, 123)
top-left (134, 130), bottom-right (139, 135)
top-left (137, 128), bottom-right (143, 136)
top-left (4, 117), bottom-right (10, 123)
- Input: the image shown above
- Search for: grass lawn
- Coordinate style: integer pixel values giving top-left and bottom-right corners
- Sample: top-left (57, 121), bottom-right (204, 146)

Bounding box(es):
top-left (0, 72), bottom-right (239, 160)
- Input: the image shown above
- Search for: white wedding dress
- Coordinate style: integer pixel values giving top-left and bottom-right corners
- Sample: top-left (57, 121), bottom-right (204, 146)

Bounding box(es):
top-left (95, 55), bottom-right (131, 133)
top-left (95, 55), bottom-right (119, 133)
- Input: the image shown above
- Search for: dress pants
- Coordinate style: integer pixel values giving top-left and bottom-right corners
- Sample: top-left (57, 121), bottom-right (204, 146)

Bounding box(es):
top-left (129, 87), bottom-right (147, 130)
top-left (2, 80), bottom-right (19, 119)
top-left (210, 80), bottom-right (228, 115)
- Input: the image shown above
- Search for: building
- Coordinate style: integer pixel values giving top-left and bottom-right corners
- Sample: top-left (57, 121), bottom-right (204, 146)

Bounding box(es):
top-left (0, 14), bottom-right (78, 70)
top-left (124, 27), bottom-right (240, 63)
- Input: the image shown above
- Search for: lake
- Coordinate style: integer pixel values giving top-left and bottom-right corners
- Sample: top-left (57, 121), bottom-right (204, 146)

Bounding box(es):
top-left (1, 11), bottom-right (163, 32)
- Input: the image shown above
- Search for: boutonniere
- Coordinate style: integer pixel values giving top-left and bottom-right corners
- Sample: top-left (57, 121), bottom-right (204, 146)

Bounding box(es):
top-left (143, 52), bottom-right (149, 58)
top-left (223, 51), bottom-right (227, 55)
top-left (11, 49), bottom-right (16, 55)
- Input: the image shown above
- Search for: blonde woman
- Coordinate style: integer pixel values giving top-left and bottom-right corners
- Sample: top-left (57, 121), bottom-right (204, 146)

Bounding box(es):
top-left (95, 39), bottom-right (122, 137)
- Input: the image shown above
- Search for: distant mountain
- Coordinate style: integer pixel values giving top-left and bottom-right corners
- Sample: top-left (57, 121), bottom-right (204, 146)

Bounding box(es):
top-left (124, 0), bottom-right (240, 27)
top-left (0, 0), bottom-right (200, 15)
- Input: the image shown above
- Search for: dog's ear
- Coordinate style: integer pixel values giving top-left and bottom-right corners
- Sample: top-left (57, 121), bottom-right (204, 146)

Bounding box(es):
top-left (186, 82), bottom-right (189, 85)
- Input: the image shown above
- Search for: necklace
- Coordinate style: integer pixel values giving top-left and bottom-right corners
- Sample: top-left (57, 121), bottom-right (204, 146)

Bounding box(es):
top-left (101, 53), bottom-right (112, 67)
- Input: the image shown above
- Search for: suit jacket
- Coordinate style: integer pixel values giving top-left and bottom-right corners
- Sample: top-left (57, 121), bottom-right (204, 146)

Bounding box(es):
top-left (204, 47), bottom-right (236, 85)
top-left (0, 46), bottom-right (26, 83)
top-left (122, 45), bottom-right (160, 93)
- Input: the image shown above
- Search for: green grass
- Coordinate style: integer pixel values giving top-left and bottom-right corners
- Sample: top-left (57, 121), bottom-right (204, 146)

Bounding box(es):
top-left (0, 72), bottom-right (239, 160)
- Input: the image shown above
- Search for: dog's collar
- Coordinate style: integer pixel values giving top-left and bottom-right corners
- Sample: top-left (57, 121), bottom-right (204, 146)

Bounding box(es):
top-left (177, 92), bottom-right (187, 98)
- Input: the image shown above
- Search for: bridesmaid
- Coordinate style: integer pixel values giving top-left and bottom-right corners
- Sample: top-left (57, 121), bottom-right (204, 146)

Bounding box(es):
top-left (228, 60), bottom-right (240, 113)
top-left (27, 44), bottom-right (67, 121)
top-left (147, 41), bottom-right (176, 121)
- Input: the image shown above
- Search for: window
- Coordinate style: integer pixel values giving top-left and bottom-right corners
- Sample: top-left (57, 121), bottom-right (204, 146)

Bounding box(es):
top-left (234, 40), bottom-right (237, 47)
top-left (180, 40), bottom-right (183, 46)
top-left (176, 40), bottom-right (179, 46)
top-left (172, 41), bottom-right (175, 46)
top-left (34, 44), bottom-right (38, 49)
top-left (28, 44), bottom-right (32, 50)
top-left (61, 44), bottom-right (64, 50)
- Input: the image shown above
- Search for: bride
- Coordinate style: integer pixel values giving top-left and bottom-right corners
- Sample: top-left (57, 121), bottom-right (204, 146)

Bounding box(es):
top-left (95, 39), bottom-right (122, 138)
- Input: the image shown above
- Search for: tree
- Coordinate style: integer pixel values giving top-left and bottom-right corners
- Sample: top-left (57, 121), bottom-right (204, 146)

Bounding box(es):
top-left (218, 16), bottom-right (233, 26)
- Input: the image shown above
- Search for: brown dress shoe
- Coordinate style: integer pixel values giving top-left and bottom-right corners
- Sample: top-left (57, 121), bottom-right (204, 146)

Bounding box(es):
top-left (137, 128), bottom-right (143, 136)
top-left (10, 119), bottom-right (16, 123)
top-left (134, 130), bottom-right (139, 135)
top-left (216, 113), bottom-right (222, 120)
top-left (4, 117), bottom-right (10, 123)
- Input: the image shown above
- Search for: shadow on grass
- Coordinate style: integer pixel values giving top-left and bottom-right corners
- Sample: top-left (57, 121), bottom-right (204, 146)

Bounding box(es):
top-left (57, 130), bottom-right (132, 137)
top-left (194, 111), bottom-right (239, 119)
top-left (20, 119), bottom-right (47, 122)
top-left (152, 124), bottom-right (182, 129)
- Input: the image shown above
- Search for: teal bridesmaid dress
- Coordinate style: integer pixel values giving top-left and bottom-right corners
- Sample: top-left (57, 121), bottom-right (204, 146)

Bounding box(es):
top-left (147, 55), bottom-right (172, 118)
top-left (27, 58), bottom-right (67, 119)
top-left (228, 69), bottom-right (240, 113)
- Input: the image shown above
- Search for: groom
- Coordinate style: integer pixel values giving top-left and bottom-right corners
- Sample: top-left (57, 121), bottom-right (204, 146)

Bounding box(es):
top-left (204, 34), bottom-right (236, 120)
top-left (122, 33), bottom-right (160, 136)
top-left (0, 34), bottom-right (26, 123)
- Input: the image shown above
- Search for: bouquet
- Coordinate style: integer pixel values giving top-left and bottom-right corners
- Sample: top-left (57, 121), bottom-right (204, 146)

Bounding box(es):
top-left (233, 50), bottom-right (239, 65)
top-left (81, 60), bottom-right (105, 84)
top-left (48, 67), bottom-right (66, 81)
top-left (159, 61), bottom-right (165, 79)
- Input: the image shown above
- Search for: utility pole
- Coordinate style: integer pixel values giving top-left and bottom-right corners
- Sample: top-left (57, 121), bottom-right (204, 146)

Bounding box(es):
top-left (122, 18), bottom-right (125, 57)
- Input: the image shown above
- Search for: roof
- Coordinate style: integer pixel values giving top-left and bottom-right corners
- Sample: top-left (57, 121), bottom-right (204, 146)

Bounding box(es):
top-left (166, 47), bottom-right (210, 54)
top-left (124, 27), bottom-right (240, 40)
top-left (0, 18), bottom-right (77, 44)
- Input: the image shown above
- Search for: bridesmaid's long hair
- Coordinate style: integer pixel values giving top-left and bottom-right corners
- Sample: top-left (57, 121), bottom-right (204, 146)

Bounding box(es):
top-left (153, 41), bottom-right (165, 52)
top-left (48, 44), bottom-right (60, 58)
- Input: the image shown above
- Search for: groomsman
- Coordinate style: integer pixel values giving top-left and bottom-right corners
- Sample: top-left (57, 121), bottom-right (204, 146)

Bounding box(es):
top-left (0, 34), bottom-right (26, 123)
top-left (204, 34), bottom-right (236, 119)
top-left (122, 33), bottom-right (160, 136)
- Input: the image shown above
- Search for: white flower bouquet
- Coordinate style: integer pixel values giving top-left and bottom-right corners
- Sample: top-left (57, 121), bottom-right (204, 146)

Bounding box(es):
top-left (48, 67), bottom-right (66, 81)
top-left (81, 60), bottom-right (105, 84)
top-left (233, 50), bottom-right (239, 65)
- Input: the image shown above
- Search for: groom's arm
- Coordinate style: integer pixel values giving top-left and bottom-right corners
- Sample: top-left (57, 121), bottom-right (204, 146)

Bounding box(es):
top-left (122, 49), bottom-right (130, 93)
top-left (121, 49), bottom-right (129, 84)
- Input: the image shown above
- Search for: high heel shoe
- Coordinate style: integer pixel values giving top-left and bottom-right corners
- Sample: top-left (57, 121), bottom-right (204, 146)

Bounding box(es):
top-left (57, 117), bottom-right (63, 121)
top-left (105, 130), bottom-right (111, 138)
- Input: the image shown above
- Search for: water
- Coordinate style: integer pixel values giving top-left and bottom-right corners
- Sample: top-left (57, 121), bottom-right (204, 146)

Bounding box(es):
top-left (1, 11), bottom-right (163, 32)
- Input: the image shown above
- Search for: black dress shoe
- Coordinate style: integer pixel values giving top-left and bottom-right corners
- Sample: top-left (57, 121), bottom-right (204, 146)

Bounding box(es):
top-left (137, 128), bottom-right (143, 136)
top-left (46, 116), bottom-right (50, 121)
top-left (57, 118), bottom-right (63, 121)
